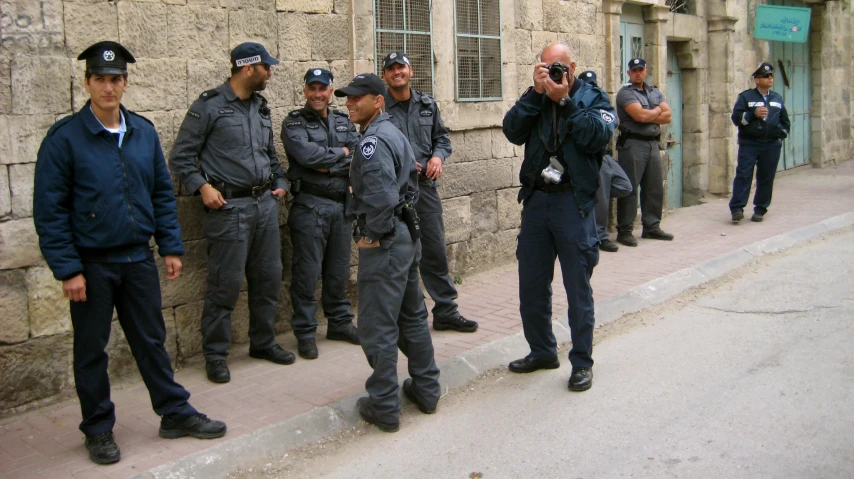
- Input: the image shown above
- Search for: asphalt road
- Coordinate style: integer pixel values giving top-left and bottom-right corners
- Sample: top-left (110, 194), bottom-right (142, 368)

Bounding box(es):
top-left (231, 229), bottom-right (854, 479)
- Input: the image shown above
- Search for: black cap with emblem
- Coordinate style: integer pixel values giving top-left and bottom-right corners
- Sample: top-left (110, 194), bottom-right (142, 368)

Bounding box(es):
top-left (628, 58), bottom-right (647, 71)
top-left (752, 62), bottom-right (774, 77)
top-left (382, 52), bottom-right (411, 70)
top-left (578, 71), bottom-right (598, 86)
top-left (77, 41), bottom-right (136, 75)
top-left (230, 42), bottom-right (280, 68)
top-left (334, 74), bottom-right (387, 97)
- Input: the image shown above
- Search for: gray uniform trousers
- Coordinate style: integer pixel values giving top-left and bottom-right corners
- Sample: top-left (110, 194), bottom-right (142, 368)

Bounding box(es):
top-left (616, 138), bottom-right (664, 234)
top-left (201, 192), bottom-right (281, 361)
top-left (415, 184), bottom-right (460, 322)
top-left (357, 224), bottom-right (441, 423)
top-left (595, 154), bottom-right (632, 242)
top-left (288, 196), bottom-right (354, 339)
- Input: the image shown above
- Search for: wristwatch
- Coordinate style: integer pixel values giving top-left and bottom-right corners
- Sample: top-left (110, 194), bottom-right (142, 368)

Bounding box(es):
top-left (363, 236), bottom-right (374, 244)
top-left (559, 96), bottom-right (571, 107)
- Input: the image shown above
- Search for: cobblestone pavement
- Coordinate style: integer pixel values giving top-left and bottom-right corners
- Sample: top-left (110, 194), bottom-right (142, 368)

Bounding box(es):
top-left (2, 161), bottom-right (853, 479)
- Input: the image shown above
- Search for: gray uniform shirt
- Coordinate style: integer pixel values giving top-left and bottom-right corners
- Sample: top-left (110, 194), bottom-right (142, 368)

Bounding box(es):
top-left (281, 106), bottom-right (359, 196)
top-left (347, 113), bottom-right (418, 241)
top-left (384, 89), bottom-right (451, 185)
top-left (615, 83), bottom-right (666, 137)
top-left (170, 81), bottom-right (288, 194)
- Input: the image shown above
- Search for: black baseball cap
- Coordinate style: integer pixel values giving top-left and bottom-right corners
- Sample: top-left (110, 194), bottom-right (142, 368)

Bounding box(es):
top-left (230, 42), bottom-right (279, 68)
top-left (77, 41), bottom-right (136, 75)
top-left (752, 62), bottom-right (774, 77)
top-left (304, 68), bottom-right (333, 85)
top-left (578, 71), bottom-right (598, 85)
top-left (334, 74), bottom-right (387, 97)
top-left (382, 52), bottom-right (411, 70)
top-left (628, 58), bottom-right (647, 70)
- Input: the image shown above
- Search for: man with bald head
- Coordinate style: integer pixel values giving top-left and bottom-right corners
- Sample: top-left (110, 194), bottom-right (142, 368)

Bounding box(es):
top-left (503, 44), bottom-right (616, 391)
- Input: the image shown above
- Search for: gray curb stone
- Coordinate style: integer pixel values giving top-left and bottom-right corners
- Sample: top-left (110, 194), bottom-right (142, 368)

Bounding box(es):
top-left (134, 211), bottom-right (854, 479)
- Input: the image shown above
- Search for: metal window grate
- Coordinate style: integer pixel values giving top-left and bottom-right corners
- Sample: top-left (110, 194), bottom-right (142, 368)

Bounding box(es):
top-left (454, 0), bottom-right (502, 101)
top-left (375, 0), bottom-right (434, 95)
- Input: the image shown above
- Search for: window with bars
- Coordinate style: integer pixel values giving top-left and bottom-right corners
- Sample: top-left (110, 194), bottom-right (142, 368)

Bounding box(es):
top-left (454, 0), bottom-right (501, 101)
top-left (374, 0), bottom-right (434, 95)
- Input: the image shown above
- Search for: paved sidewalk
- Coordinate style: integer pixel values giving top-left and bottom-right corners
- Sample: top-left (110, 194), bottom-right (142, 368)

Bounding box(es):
top-left (2, 161), bottom-right (853, 479)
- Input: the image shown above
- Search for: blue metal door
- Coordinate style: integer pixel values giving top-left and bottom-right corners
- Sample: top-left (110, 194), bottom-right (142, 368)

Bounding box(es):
top-left (769, 0), bottom-right (811, 170)
top-left (665, 47), bottom-right (683, 208)
top-left (619, 22), bottom-right (644, 85)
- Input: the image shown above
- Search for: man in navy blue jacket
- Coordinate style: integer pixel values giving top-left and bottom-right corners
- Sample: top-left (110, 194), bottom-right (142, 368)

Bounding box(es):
top-left (33, 42), bottom-right (225, 466)
top-left (729, 62), bottom-right (790, 223)
top-left (503, 44), bottom-right (616, 392)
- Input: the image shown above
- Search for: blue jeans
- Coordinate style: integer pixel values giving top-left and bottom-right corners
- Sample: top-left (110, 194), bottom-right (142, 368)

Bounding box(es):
top-left (517, 190), bottom-right (599, 368)
top-left (729, 139), bottom-right (783, 214)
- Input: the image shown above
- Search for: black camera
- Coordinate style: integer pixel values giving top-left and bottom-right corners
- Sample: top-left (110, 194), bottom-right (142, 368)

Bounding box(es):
top-left (548, 62), bottom-right (568, 83)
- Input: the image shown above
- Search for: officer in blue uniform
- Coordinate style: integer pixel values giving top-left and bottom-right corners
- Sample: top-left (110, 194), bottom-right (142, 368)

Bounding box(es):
top-left (578, 71), bottom-right (632, 253)
top-left (33, 41), bottom-right (226, 466)
top-left (170, 43), bottom-right (294, 384)
top-left (335, 74), bottom-right (441, 432)
top-left (282, 68), bottom-right (361, 359)
top-left (503, 44), bottom-right (616, 392)
top-left (381, 52), bottom-right (478, 334)
top-left (729, 62), bottom-right (790, 223)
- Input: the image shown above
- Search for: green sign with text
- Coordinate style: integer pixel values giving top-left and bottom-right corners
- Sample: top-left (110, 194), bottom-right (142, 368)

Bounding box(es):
top-left (754, 5), bottom-right (811, 43)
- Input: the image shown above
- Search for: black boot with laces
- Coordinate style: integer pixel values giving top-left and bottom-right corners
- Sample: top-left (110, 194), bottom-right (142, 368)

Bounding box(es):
top-left (84, 431), bottom-right (121, 465)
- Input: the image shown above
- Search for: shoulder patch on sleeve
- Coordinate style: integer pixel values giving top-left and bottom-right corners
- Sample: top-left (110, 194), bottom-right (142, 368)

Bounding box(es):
top-left (128, 110), bottom-right (154, 126)
top-left (199, 89), bottom-right (219, 100)
top-left (186, 110), bottom-right (200, 119)
top-left (360, 135), bottom-right (378, 160)
top-left (600, 110), bottom-right (616, 124)
top-left (46, 115), bottom-right (75, 136)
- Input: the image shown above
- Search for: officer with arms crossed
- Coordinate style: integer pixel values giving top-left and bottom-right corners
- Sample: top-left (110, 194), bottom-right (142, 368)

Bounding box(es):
top-left (503, 44), bottom-right (616, 392)
top-left (381, 52), bottom-right (478, 334)
top-left (578, 70), bottom-right (632, 253)
top-left (282, 68), bottom-right (361, 359)
top-left (615, 58), bottom-right (674, 247)
top-left (335, 74), bottom-right (441, 432)
top-left (170, 42), bottom-right (293, 384)
top-left (34, 42), bottom-right (226, 466)
top-left (729, 62), bottom-right (790, 223)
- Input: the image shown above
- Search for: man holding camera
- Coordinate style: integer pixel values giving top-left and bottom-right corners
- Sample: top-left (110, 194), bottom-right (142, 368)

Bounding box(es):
top-left (381, 52), bottom-right (478, 334)
top-left (502, 44), bottom-right (616, 392)
top-left (615, 58), bottom-right (674, 246)
top-left (335, 74), bottom-right (441, 432)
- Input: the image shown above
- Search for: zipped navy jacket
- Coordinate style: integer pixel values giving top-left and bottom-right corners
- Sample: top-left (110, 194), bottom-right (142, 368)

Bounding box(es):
top-left (503, 80), bottom-right (617, 216)
top-left (731, 88), bottom-right (790, 143)
top-left (33, 101), bottom-right (184, 281)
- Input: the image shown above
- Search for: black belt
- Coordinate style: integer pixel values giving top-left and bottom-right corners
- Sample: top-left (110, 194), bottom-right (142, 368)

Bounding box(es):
top-left (738, 136), bottom-right (781, 144)
top-left (300, 183), bottom-right (347, 203)
top-left (212, 181), bottom-right (271, 199)
top-left (620, 131), bottom-right (660, 142)
top-left (533, 182), bottom-right (574, 193)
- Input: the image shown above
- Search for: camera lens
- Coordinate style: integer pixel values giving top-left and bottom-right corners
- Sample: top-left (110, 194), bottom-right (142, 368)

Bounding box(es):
top-left (548, 62), bottom-right (566, 83)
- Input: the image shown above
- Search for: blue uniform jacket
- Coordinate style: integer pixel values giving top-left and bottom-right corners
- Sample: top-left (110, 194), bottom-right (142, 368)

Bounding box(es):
top-left (33, 101), bottom-right (184, 281)
top-left (503, 80), bottom-right (617, 216)
top-left (730, 88), bottom-right (790, 143)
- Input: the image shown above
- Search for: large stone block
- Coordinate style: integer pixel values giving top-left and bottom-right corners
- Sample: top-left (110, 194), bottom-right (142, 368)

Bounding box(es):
top-left (310, 15), bottom-right (349, 61)
top-left (26, 265), bottom-right (71, 339)
top-left (0, 58), bottom-right (11, 114)
top-left (438, 157), bottom-right (514, 199)
top-left (167, 5), bottom-right (229, 61)
top-left (0, 218), bottom-right (41, 269)
top-left (118, 1), bottom-right (169, 59)
top-left (0, 270), bottom-right (29, 345)
top-left (228, 9), bottom-right (278, 53)
top-left (0, 0), bottom-right (64, 54)
top-left (469, 191), bottom-right (497, 236)
top-left (443, 196), bottom-right (472, 244)
top-left (467, 232), bottom-right (497, 271)
top-left (0, 166), bottom-right (10, 218)
top-left (277, 14), bottom-right (312, 62)
top-left (63, 1), bottom-right (118, 56)
top-left (515, 0), bottom-right (543, 30)
top-left (497, 187), bottom-right (521, 230)
top-left (0, 333), bottom-right (73, 411)
top-left (543, 0), bottom-right (598, 35)
top-left (186, 59), bottom-right (231, 107)
top-left (142, 110), bottom-right (176, 160)
top-left (0, 114), bottom-right (55, 165)
top-left (459, 129), bottom-right (494, 162)
top-left (353, 14), bottom-right (374, 63)
top-left (176, 196), bottom-right (206, 241)
top-left (494, 228), bottom-right (519, 265)
top-left (491, 128), bottom-right (515, 159)
top-left (221, 0), bottom-right (276, 9)
top-left (445, 240), bottom-right (468, 276)
top-left (11, 56), bottom-right (71, 115)
top-left (8, 162), bottom-right (34, 218)
top-left (174, 300), bottom-right (202, 361)
top-left (276, 0), bottom-right (333, 13)
top-left (158, 239), bottom-right (208, 308)
top-left (512, 29), bottom-right (533, 63)
top-left (124, 59), bottom-right (187, 112)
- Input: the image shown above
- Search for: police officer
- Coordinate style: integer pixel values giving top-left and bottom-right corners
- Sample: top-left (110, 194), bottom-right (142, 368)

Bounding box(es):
top-left (335, 74), bottom-right (441, 432)
top-left (503, 44), bottom-right (616, 391)
top-left (282, 68), bottom-right (361, 359)
top-left (615, 58), bottom-right (674, 246)
top-left (380, 52), bottom-right (478, 334)
top-left (33, 41), bottom-right (226, 466)
top-left (170, 42), bottom-right (294, 384)
top-left (578, 71), bottom-right (632, 253)
top-left (729, 62), bottom-right (790, 223)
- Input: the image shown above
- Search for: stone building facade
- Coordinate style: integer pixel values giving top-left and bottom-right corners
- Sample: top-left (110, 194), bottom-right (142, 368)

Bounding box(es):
top-left (0, 0), bottom-right (851, 414)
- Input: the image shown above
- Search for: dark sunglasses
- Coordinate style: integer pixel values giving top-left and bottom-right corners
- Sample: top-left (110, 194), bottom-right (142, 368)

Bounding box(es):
top-left (255, 63), bottom-right (273, 72)
top-left (756, 73), bottom-right (773, 78)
